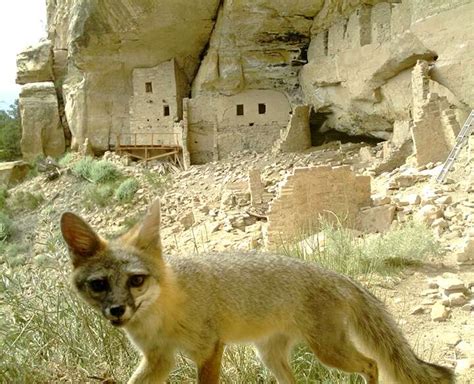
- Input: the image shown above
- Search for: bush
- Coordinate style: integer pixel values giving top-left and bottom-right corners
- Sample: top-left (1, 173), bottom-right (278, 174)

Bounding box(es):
top-left (115, 178), bottom-right (139, 202)
top-left (72, 157), bottom-right (121, 184)
top-left (58, 152), bottom-right (75, 167)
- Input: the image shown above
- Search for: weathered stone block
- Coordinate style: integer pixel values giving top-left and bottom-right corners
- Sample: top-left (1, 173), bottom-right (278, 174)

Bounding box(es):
top-left (16, 39), bottom-right (54, 85)
top-left (357, 205), bottom-right (396, 233)
top-left (19, 82), bottom-right (65, 161)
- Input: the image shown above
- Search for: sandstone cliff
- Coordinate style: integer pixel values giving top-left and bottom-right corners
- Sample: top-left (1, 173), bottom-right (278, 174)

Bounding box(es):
top-left (17, 0), bottom-right (473, 164)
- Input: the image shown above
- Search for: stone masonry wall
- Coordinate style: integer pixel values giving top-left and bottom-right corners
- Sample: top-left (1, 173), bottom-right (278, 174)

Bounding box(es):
top-left (411, 60), bottom-right (461, 165)
top-left (265, 166), bottom-right (371, 247)
top-left (275, 105), bottom-right (311, 153)
top-left (129, 59), bottom-right (187, 146)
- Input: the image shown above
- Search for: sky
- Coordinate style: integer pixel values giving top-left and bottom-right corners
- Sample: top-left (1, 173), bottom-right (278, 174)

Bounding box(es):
top-left (0, 1), bottom-right (47, 109)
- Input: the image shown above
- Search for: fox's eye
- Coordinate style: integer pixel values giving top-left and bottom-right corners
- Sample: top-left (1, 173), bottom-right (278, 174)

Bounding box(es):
top-left (89, 279), bottom-right (108, 293)
top-left (129, 275), bottom-right (146, 288)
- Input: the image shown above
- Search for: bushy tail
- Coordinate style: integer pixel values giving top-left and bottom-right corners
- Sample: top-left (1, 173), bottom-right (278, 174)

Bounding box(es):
top-left (350, 285), bottom-right (455, 384)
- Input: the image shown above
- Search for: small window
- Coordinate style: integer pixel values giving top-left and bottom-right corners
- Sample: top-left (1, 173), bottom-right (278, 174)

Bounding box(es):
top-left (258, 103), bottom-right (266, 114)
top-left (145, 82), bottom-right (153, 93)
top-left (163, 105), bottom-right (170, 116)
top-left (236, 104), bottom-right (244, 116)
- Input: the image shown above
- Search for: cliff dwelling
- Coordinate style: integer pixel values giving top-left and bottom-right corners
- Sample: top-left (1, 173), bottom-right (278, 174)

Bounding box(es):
top-left (15, 0), bottom-right (472, 170)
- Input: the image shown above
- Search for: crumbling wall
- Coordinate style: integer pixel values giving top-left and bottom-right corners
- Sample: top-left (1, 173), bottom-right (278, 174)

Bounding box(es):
top-left (274, 105), bottom-right (311, 153)
top-left (301, 0), bottom-right (472, 141)
top-left (265, 166), bottom-right (371, 247)
top-left (411, 60), bottom-right (461, 165)
top-left (187, 90), bottom-right (291, 163)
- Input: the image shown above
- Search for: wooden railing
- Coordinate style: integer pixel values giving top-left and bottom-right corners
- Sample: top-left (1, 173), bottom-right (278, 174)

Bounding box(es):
top-left (115, 132), bottom-right (180, 147)
top-left (112, 132), bottom-right (183, 166)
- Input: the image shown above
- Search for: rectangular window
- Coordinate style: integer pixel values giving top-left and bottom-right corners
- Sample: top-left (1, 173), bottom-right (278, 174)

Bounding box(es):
top-left (236, 104), bottom-right (244, 116)
top-left (258, 103), bottom-right (266, 114)
top-left (323, 30), bottom-right (329, 56)
top-left (145, 82), bottom-right (153, 93)
top-left (163, 105), bottom-right (170, 116)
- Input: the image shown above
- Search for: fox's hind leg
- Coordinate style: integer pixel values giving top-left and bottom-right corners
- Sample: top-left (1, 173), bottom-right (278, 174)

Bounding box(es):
top-left (197, 341), bottom-right (224, 384)
top-left (255, 334), bottom-right (296, 384)
top-left (306, 330), bottom-right (378, 384)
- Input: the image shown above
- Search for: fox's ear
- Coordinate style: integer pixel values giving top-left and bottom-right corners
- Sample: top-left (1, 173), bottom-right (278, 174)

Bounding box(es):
top-left (134, 198), bottom-right (162, 251)
top-left (60, 212), bottom-right (102, 265)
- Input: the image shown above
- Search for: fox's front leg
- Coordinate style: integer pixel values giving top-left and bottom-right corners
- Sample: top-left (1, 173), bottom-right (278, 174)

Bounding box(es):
top-left (128, 352), bottom-right (174, 384)
top-left (197, 342), bottom-right (224, 384)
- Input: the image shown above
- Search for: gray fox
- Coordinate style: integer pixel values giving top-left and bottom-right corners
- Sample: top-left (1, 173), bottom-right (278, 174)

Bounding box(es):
top-left (60, 199), bottom-right (455, 384)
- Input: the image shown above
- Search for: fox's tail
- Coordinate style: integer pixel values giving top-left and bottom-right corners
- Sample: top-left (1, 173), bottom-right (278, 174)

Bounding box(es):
top-left (350, 284), bottom-right (455, 384)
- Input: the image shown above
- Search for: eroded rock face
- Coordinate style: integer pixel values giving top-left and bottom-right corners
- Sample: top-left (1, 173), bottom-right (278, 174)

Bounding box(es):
top-left (16, 0), bottom-right (474, 160)
top-left (16, 39), bottom-right (54, 85)
top-left (19, 83), bottom-right (65, 161)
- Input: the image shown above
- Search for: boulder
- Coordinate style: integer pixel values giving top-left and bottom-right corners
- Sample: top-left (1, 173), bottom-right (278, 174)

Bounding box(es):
top-left (357, 205), bottom-right (396, 233)
top-left (0, 161), bottom-right (29, 186)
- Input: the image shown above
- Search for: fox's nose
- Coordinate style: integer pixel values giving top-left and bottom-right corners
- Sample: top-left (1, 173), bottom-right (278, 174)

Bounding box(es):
top-left (109, 305), bottom-right (126, 317)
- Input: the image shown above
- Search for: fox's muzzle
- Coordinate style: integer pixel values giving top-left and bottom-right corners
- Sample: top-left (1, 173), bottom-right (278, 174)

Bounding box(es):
top-left (103, 304), bottom-right (132, 326)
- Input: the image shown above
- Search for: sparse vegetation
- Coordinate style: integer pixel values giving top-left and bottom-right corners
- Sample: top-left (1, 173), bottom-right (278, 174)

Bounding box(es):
top-left (285, 220), bottom-right (441, 278)
top-left (83, 183), bottom-right (115, 208)
top-left (143, 169), bottom-right (171, 193)
top-left (69, 157), bottom-right (143, 208)
top-left (0, 211), bottom-right (12, 240)
top-left (8, 190), bottom-right (44, 212)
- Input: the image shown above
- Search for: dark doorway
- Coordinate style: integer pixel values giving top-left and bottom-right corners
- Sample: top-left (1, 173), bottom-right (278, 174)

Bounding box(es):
top-left (309, 109), bottom-right (384, 146)
top-left (309, 110), bottom-right (331, 146)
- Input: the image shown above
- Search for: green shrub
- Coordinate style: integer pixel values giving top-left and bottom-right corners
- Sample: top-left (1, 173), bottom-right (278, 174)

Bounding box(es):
top-left (90, 160), bottom-right (122, 183)
top-left (115, 178), bottom-right (139, 202)
top-left (72, 157), bottom-right (121, 184)
top-left (58, 152), bottom-right (75, 167)
top-left (71, 156), bottom-right (94, 180)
